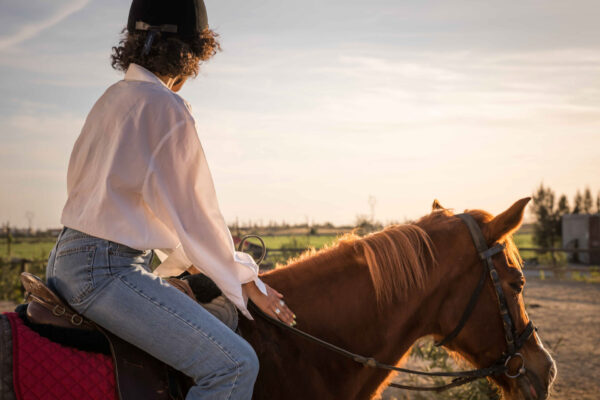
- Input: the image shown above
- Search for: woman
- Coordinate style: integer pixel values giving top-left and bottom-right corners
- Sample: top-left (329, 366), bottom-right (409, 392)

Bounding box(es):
top-left (45, 1), bottom-right (295, 399)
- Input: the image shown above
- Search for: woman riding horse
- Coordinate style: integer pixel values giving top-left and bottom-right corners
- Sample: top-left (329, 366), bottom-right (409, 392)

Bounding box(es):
top-left (46, 1), bottom-right (295, 399)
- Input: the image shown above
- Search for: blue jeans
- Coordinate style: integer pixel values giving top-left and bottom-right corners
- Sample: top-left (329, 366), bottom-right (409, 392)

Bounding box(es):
top-left (45, 226), bottom-right (258, 400)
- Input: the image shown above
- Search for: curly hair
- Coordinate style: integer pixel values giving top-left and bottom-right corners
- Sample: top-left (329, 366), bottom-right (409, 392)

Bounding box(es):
top-left (111, 28), bottom-right (221, 78)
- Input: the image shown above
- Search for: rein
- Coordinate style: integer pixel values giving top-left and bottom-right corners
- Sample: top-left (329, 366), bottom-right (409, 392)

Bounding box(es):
top-left (249, 302), bottom-right (504, 392)
top-left (251, 214), bottom-right (536, 392)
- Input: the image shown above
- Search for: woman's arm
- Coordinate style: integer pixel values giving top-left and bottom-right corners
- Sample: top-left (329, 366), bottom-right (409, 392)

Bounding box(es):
top-left (186, 265), bottom-right (295, 325)
top-left (141, 110), bottom-right (294, 323)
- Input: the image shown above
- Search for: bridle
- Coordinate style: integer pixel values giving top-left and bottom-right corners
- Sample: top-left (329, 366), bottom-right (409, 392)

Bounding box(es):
top-left (430, 214), bottom-right (536, 380)
top-left (249, 213), bottom-right (536, 392)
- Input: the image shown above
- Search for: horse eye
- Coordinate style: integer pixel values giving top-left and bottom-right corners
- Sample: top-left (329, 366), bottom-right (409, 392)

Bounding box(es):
top-left (510, 282), bottom-right (523, 294)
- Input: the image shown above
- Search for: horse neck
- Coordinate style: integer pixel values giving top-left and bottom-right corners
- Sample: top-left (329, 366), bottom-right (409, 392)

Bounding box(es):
top-left (260, 242), bottom-right (443, 397)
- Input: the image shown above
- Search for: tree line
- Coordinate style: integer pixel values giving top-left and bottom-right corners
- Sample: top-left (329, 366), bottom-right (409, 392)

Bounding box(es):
top-left (531, 183), bottom-right (599, 248)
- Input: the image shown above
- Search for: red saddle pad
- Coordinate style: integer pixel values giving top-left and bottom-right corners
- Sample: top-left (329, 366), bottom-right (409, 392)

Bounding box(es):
top-left (4, 312), bottom-right (117, 400)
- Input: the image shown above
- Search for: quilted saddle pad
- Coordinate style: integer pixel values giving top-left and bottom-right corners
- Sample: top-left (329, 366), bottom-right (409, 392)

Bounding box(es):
top-left (4, 312), bottom-right (117, 400)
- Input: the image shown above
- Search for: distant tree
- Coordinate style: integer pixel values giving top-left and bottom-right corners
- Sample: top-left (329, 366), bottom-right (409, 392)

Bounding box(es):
top-left (556, 195), bottom-right (570, 236)
top-left (355, 214), bottom-right (372, 229)
top-left (583, 187), bottom-right (593, 214)
top-left (557, 195), bottom-right (570, 215)
top-left (573, 190), bottom-right (583, 214)
top-left (597, 191), bottom-right (600, 214)
top-left (354, 214), bottom-right (382, 234)
top-left (531, 183), bottom-right (560, 248)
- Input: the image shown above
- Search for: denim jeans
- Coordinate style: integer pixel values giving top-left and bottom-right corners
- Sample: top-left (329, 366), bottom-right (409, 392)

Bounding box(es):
top-left (45, 226), bottom-right (258, 400)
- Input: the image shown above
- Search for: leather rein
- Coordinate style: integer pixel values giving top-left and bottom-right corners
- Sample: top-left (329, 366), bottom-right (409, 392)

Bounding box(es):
top-left (248, 213), bottom-right (536, 392)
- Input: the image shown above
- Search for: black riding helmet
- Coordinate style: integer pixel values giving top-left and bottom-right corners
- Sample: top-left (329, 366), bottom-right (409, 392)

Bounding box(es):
top-left (128, 0), bottom-right (208, 36)
top-left (127, 0), bottom-right (209, 54)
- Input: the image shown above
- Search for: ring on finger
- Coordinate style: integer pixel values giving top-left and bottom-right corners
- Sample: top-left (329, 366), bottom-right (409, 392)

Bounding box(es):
top-left (275, 308), bottom-right (281, 315)
top-left (279, 300), bottom-right (285, 306)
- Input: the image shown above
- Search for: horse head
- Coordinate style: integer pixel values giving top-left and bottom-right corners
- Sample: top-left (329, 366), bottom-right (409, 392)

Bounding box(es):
top-left (425, 198), bottom-right (556, 400)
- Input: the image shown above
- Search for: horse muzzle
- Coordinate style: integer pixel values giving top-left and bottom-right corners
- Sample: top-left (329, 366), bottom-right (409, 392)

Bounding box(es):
top-left (506, 349), bottom-right (556, 400)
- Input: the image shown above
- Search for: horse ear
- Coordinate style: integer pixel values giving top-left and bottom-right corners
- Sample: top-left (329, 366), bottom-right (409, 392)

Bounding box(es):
top-left (432, 199), bottom-right (444, 211)
top-left (487, 197), bottom-right (531, 240)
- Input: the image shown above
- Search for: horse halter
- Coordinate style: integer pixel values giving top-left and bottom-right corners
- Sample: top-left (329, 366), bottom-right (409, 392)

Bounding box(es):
top-left (434, 213), bottom-right (536, 378)
top-left (250, 213), bottom-right (537, 392)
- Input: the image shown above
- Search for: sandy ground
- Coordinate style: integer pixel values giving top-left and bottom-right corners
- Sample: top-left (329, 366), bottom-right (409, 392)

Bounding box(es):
top-left (382, 277), bottom-right (600, 399)
top-left (2, 278), bottom-right (599, 399)
top-left (522, 278), bottom-right (600, 400)
top-left (0, 301), bottom-right (15, 313)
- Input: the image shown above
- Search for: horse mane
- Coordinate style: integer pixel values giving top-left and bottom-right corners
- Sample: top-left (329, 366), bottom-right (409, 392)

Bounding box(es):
top-left (281, 205), bottom-right (523, 308)
top-left (284, 224), bottom-right (435, 307)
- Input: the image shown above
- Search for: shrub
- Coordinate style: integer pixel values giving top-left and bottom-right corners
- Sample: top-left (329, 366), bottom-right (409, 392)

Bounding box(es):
top-left (385, 338), bottom-right (500, 400)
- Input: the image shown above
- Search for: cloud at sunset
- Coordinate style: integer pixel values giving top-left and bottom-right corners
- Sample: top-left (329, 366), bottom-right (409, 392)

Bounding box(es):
top-left (0, 0), bottom-right (90, 50)
top-left (0, 0), bottom-right (598, 228)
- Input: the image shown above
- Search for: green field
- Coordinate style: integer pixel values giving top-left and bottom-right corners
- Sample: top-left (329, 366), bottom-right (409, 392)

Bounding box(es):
top-left (0, 235), bottom-right (341, 261)
top-left (0, 227), bottom-right (538, 302)
top-left (512, 232), bottom-right (535, 259)
top-left (247, 234), bottom-right (339, 251)
top-left (1, 229), bottom-right (533, 262)
top-left (0, 237), bottom-right (56, 261)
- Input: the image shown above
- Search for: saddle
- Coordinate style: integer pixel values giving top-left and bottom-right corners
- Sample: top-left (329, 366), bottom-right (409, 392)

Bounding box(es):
top-left (19, 272), bottom-right (237, 400)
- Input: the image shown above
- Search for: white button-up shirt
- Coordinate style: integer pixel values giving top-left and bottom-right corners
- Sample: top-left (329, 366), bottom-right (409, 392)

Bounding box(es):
top-left (60, 63), bottom-right (266, 319)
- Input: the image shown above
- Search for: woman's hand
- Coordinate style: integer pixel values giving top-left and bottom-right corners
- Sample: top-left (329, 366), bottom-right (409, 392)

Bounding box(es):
top-left (243, 281), bottom-right (296, 326)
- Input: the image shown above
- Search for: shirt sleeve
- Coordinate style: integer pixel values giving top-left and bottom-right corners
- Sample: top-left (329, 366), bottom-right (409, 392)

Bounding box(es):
top-left (153, 245), bottom-right (192, 276)
top-left (141, 114), bottom-right (267, 320)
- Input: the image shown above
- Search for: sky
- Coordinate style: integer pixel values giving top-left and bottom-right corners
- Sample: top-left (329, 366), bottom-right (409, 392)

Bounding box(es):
top-left (0, 0), bottom-right (599, 230)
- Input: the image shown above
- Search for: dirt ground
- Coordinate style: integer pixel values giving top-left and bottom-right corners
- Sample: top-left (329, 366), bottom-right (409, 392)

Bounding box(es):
top-left (2, 278), bottom-right (599, 399)
top-left (521, 277), bottom-right (600, 400)
top-left (0, 301), bottom-right (15, 313)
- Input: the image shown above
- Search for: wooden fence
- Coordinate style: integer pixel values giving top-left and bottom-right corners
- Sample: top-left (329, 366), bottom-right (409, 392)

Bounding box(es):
top-left (0, 258), bottom-right (46, 301)
top-left (1, 247), bottom-right (599, 302)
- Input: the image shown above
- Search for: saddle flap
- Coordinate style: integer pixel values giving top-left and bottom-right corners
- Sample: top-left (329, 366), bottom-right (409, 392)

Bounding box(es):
top-left (26, 301), bottom-right (95, 331)
top-left (100, 328), bottom-right (175, 400)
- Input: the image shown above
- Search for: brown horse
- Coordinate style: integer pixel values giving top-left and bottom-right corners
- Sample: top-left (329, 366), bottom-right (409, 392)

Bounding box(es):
top-left (240, 198), bottom-right (556, 399)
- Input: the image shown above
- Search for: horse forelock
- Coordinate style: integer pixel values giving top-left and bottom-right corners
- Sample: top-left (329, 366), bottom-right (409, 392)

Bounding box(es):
top-left (283, 224), bottom-right (435, 307)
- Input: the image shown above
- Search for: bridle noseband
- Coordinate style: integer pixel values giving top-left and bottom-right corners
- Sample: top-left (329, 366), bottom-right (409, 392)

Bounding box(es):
top-left (250, 213), bottom-right (537, 392)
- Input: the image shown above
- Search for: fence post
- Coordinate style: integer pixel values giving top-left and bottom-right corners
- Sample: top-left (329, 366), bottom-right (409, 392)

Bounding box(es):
top-left (19, 259), bottom-right (27, 298)
top-left (6, 225), bottom-right (12, 258)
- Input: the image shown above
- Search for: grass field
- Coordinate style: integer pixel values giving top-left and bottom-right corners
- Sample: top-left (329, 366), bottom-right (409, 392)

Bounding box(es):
top-left (0, 229), bottom-right (534, 262)
top-left (0, 237), bottom-right (55, 261)
top-left (0, 227), bottom-right (537, 303)
top-left (512, 232), bottom-right (535, 259)
top-left (247, 234), bottom-right (339, 251)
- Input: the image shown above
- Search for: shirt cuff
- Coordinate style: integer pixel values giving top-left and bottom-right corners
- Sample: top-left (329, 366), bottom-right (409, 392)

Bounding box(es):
top-left (234, 251), bottom-right (267, 295)
top-left (238, 276), bottom-right (268, 320)
top-left (253, 276), bottom-right (267, 295)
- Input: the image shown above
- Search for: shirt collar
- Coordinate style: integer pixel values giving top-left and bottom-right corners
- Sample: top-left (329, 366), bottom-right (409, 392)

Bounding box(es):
top-left (124, 63), bottom-right (172, 91)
